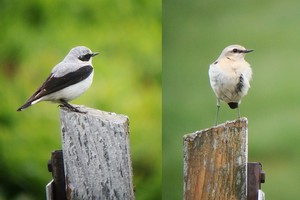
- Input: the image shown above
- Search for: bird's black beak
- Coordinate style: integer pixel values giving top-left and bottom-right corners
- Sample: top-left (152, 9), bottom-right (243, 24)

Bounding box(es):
top-left (91, 52), bottom-right (99, 57)
top-left (244, 49), bottom-right (254, 53)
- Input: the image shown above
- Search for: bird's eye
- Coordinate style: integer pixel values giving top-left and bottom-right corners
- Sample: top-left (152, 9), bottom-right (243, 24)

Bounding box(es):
top-left (232, 49), bottom-right (238, 53)
top-left (78, 53), bottom-right (92, 61)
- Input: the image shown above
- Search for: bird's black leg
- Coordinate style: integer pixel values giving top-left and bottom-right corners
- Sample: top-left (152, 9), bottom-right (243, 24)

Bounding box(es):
top-left (59, 99), bottom-right (86, 114)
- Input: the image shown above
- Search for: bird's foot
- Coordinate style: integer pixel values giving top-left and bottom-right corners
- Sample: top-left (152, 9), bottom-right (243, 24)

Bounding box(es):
top-left (59, 104), bottom-right (87, 114)
top-left (58, 101), bottom-right (87, 114)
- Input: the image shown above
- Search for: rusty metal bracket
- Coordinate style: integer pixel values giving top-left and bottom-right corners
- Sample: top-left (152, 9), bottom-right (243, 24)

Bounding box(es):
top-left (47, 150), bottom-right (67, 200)
top-left (247, 162), bottom-right (266, 200)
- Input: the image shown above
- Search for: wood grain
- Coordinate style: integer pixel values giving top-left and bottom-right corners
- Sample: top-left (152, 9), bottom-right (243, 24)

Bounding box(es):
top-left (60, 105), bottom-right (134, 200)
top-left (183, 118), bottom-right (248, 200)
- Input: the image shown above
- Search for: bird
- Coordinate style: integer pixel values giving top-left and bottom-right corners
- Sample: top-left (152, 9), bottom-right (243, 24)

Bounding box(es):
top-left (17, 46), bottom-right (99, 113)
top-left (208, 44), bottom-right (253, 125)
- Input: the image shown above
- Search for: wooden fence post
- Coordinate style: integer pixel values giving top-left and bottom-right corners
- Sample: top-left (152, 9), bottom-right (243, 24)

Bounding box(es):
top-left (247, 162), bottom-right (265, 200)
top-left (46, 150), bottom-right (67, 200)
top-left (60, 105), bottom-right (134, 200)
top-left (183, 118), bottom-right (248, 200)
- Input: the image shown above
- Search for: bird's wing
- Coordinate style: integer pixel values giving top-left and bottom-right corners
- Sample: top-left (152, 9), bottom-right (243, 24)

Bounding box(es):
top-left (17, 65), bottom-right (93, 111)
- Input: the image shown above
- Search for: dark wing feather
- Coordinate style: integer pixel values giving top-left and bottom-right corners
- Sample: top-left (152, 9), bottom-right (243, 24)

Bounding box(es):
top-left (17, 65), bottom-right (93, 111)
top-left (236, 74), bottom-right (244, 93)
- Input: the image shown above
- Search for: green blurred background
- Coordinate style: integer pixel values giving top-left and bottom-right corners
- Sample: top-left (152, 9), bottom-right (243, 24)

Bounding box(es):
top-left (0, 0), bottom-right (161, 199)
top-left (163, 0), bottom-right (300, 199)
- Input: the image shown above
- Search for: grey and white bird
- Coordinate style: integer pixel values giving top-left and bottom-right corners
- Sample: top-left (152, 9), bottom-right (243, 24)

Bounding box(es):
top-left (209, 44), bottom-right (253, 125)
top-left (17, 46), bottom-right (99, 113)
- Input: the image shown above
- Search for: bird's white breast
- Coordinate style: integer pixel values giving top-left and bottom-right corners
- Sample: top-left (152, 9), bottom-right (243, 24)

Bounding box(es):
top-left (209, 60), bottom-right (252, 103)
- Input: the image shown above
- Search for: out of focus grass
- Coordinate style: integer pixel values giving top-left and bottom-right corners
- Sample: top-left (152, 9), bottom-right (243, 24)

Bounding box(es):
top-left (0, 1), bottom-right (161, 199)
top-left (163, 0), bottom-right (300, 199)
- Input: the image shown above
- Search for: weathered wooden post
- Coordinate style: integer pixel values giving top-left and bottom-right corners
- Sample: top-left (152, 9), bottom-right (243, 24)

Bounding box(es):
top-left (47, 105), bottom-right (134, 200)
top-left (183, 118), bottom-right (248, 200)
top-left (247, 162), bottom-right (265, 200)
top-left (46, 150), bottom-right (67, 200)
top-left (61, 105), bottom-right (134, 200)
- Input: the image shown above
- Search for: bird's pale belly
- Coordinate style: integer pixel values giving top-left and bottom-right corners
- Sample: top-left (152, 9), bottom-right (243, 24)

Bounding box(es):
top-left (214, 80), bottom-right (248, 103)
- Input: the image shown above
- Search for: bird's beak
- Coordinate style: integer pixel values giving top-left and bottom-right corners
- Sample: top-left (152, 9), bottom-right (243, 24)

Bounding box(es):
top-left (91, 52), bottom-right (99, 57)
top-left (244, 49), bottom-right (254, 53)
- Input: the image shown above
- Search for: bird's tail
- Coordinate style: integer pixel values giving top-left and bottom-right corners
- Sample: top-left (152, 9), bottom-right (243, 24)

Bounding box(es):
top-left (17, 92), bottom-right (44, 111)
top-left (228, 102), bottom-right (238, 109)
top-left (17, 101), bottom-right (33, 111)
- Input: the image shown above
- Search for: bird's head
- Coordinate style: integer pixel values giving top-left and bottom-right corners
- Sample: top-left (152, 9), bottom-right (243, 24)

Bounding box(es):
top-left (219, 44), bottom-right (253, 61)
top-left (65, 46), bottom-right (99, 63)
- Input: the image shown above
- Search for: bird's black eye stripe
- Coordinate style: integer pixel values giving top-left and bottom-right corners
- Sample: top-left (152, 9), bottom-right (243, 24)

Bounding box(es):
top-left (78, 53), bottom-right (92, 61)
top-left (232, 48), bottom-right (245, 53)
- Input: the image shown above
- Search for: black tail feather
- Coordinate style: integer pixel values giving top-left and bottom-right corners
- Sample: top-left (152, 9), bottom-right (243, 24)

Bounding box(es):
top-left (228, 102), bottom-right (238, 109)
top-left (17, 101), bottom-right (32, 111)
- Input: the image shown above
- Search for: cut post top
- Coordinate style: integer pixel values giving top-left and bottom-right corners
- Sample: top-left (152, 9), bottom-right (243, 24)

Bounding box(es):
top-left (60, 104), bottom-right (129, 125)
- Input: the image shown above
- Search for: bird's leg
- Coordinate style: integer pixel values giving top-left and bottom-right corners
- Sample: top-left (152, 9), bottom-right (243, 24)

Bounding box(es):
top-left (59, 99), bottom-right (86, 114)
top-left (214, 99), bottom-right (220, 126)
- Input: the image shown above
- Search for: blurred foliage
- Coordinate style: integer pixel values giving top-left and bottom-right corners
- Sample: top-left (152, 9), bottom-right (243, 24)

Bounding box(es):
top-left (163, 0), bottom-right (300, 199)
top-left (0, 0), bottom-right (161, 199)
